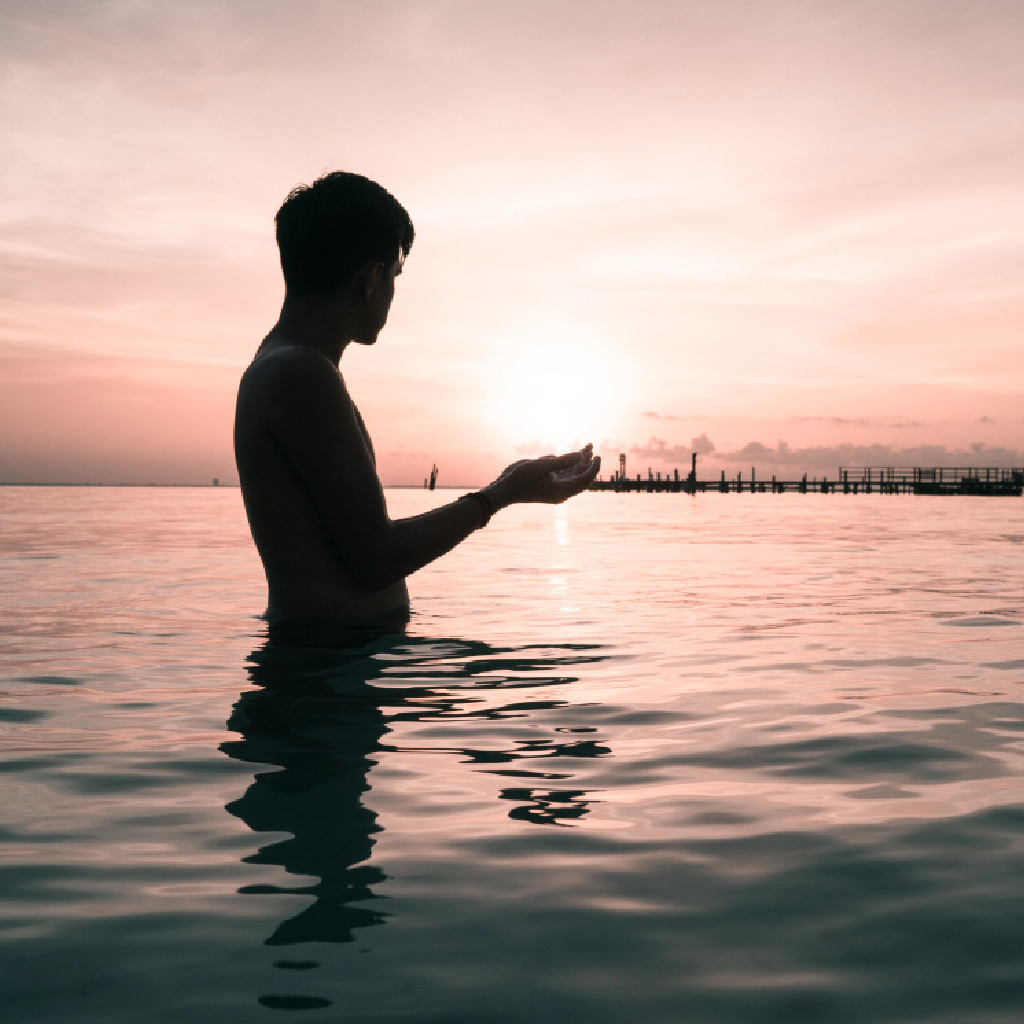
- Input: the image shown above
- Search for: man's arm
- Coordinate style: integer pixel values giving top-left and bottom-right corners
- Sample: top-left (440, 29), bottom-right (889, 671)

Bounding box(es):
top-left (249, 347), bottom-right (599, 592)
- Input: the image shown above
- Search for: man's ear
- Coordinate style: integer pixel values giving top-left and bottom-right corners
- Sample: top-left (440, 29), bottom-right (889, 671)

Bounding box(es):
top-left (355, 261), bottom-right (385, 300)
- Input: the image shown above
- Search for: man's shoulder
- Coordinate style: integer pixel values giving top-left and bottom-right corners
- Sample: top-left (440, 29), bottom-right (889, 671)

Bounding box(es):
top-left (240, 344), bottom-right (348, 403)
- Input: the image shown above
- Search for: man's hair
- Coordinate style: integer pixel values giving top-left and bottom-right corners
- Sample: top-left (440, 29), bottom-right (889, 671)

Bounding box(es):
top-left (275, 171), bottom-right (414, 296)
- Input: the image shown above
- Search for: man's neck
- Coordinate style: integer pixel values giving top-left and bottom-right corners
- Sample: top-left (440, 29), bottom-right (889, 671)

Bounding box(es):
top-left (270, 293), bottom-right (354, 366)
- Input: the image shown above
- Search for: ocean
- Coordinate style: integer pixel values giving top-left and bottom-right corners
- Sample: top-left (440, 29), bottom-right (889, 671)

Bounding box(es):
top-left (1, 485), bottom-right (1022, 1022)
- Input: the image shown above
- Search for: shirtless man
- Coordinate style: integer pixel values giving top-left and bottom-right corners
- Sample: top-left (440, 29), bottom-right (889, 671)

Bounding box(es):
top-left (234, 171), bottom-right (600, 637)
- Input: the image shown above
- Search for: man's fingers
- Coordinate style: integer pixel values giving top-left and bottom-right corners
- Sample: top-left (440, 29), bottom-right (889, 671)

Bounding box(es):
top-left (548, 456), bottom-right (600, 500)
top-left (550, 454), bottom-right (600, 485)
top-left (560, 443), bottom-right (592, 460)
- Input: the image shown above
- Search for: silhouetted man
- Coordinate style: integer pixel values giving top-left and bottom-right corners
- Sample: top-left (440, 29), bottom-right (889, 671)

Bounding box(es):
top-left (234, 172), bottom-right (600, 637)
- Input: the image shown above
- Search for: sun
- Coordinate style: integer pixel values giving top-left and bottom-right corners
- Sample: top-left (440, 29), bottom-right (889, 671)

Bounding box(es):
top-left (484, 320), bottom-right (625, 453)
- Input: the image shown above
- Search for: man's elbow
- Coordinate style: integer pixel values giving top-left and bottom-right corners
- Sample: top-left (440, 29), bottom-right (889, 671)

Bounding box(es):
top-left (346, 552), bottom-right (405, 593)
top-left (338, 523), bottom-right (408, 592)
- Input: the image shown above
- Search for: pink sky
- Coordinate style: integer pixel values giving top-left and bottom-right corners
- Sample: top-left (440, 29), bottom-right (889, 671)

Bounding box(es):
top-left (2, 0), bottom-right (1022, 484)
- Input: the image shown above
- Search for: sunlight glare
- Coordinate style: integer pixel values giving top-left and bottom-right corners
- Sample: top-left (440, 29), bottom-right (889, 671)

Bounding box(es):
top-left (485, 321), bottom-right (623, 453)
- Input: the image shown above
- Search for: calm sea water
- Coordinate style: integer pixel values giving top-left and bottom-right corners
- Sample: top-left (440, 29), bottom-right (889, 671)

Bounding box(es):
top-left (1, 485), bottom-right (1022, 1023)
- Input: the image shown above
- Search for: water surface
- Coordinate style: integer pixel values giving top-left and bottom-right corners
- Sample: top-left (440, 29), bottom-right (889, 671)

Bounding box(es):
top-left (1, 486), bottom-right (1022, 1022)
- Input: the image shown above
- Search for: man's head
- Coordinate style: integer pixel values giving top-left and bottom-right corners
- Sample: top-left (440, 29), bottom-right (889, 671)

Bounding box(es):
top-left (275, 171), bottom-right (414, 299)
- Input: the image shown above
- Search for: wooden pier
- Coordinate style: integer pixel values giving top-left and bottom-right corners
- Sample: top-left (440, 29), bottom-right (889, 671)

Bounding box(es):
top-left (589, 464), bottom-right (1024, 497)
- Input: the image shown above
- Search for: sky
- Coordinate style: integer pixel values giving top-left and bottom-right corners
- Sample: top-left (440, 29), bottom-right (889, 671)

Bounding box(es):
top-left (1, 0), bottom-right (1022, 485)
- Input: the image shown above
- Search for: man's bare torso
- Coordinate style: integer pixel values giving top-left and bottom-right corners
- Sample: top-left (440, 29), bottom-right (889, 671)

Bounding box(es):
top-left (233, 340), bottom-right (410, 631)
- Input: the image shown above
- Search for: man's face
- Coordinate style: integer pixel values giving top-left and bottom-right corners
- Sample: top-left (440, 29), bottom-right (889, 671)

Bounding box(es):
top-left (355, 254), bottom-right (403, 345)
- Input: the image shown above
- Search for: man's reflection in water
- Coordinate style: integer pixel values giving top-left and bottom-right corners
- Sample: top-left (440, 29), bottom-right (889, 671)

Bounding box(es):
top-left (220, 633), bottom-right (611, 961)
top-left (221, 638), bottom-right (394, 946)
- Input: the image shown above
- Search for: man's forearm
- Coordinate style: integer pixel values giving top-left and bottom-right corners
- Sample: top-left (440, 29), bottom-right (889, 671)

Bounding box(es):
top-left (338, 449), bottom-right (594, 592)
top-left (350, 489), bottom-right (508, 591)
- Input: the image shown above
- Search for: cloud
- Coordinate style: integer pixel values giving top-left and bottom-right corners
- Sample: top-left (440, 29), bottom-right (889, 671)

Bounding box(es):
top-left (791, 415), bottom-right (873, 427)
top-left (643, 410), bottom-right (684, 421)
top-left (626, 433), bottom-right (1023, 474)
top-left (691, 432), bottom-right (716, 455)
top-left (630, 432), bottom-right (715, 462)
top-left (717, 440), bottom-right (1024, 472)
top-left (788, 415), bottom-right (929, 429)
top-left (630, 438), bottom-right (689, 463)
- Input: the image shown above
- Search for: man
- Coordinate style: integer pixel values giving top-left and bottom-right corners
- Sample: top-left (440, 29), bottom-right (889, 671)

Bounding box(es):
top-left (234, 171), bottom-right (600, 637)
